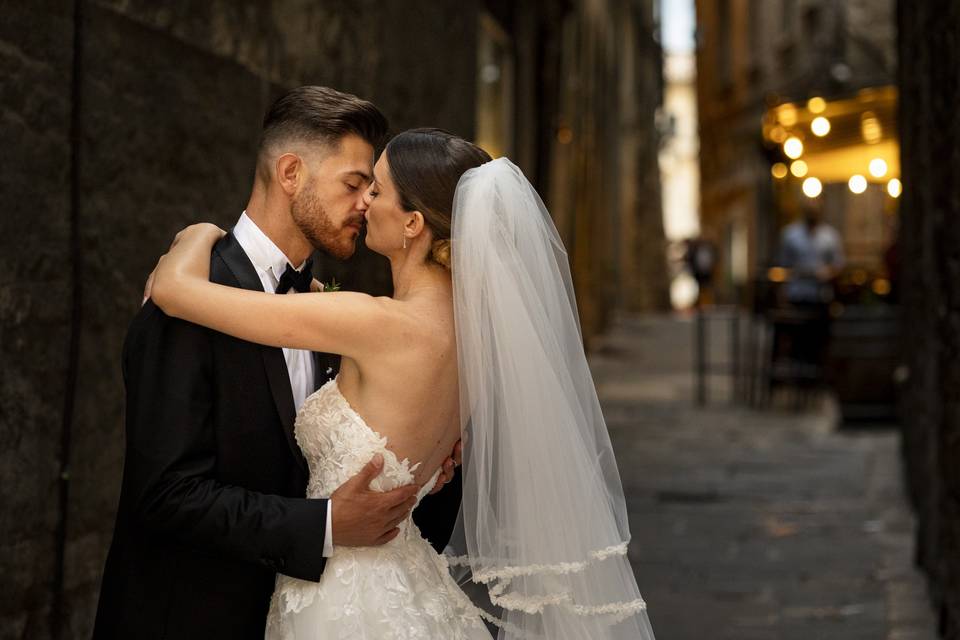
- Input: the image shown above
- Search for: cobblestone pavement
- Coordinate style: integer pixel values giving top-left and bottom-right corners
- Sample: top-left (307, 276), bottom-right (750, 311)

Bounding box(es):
top-left (590, 314), bottom-right (937, 640)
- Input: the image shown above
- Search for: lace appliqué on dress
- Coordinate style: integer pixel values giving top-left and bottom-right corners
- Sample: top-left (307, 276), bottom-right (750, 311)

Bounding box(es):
top-left (264, 379), bottom-right (490, 640)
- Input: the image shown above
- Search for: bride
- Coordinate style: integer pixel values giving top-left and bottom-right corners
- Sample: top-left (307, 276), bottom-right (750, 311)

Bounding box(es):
top-left (150, 128), bottom-right (655, 639)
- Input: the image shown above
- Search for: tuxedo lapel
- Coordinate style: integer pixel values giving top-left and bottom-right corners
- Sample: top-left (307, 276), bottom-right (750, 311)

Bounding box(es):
top-left (214, 233), bottom-right (307, 476)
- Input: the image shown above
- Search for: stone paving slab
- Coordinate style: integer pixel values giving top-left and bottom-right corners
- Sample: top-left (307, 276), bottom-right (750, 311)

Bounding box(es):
top-left (591, 314), bottom-right (938, 640)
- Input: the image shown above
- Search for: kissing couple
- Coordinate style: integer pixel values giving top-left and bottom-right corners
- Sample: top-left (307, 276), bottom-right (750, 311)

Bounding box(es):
top-left (93, 86), bottom-right (656, 640)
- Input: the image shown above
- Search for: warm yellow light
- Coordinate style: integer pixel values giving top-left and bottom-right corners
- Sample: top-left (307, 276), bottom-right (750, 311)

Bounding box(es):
top-left (887, 178), bottom-right (902, 198)
top-left (848, 174), bottom-right (868, 194)
top-left (811, 116), bottom-right (831, 137)
top-left (790, 160), bottom-right (808, 177)
top-left (869, 158), bottom-right (888, 178)
top-left (872, 278), bottom-right (892, 296)
top-left (768, 267), bottom-right (788, 282)
top-left (802, 177), bottom-right (823, 198)
top-left (784, 137), bottom-right (804, 159)
top-left (771, 162), bottom-right (788, 179)
top-left (770, 126), bottom-right (787, 143)
top-left (807, 97), bottom-right (826, 113)
top-left (861, 111), bottom-right (882, 143)
top-left (778, 104), bottom-right (798, 127)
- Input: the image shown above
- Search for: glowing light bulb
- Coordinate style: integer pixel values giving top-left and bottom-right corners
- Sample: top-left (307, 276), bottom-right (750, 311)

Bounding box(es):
top-left (848, 174), bottom-right (868, 194)
top-left (784, 137), bottom-right (804, 159)
top-left (802, 177), bottom-right (822, 198)
top-left (887, 178), bottom-right (902, 198)
top-left (811, 116), bottom-right (831, 137)
top-left (768, 267), bottom-right (788, 282)
top-left (869, 158), bottom-right (888, 178)
top-left (861, 111), bottom-right (882, 143)
top-left (872, 279), bottom-right (891, 295)
top-left (790, 160), bottom-right (808, 177)
top-left (807, 97), bottom-right (826, 113)
top-left (771, 163), bottom-right (788, 179)
top-left (778, 104), bottom-right (798, 127)
top-left (847, 173), bottom-right (867, 193)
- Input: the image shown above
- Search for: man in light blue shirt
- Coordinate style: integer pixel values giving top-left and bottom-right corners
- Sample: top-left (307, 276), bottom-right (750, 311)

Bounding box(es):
top-left (774, 203), bottom-right (846, 379)
top-left (778, 203), bottom-right (845, 305)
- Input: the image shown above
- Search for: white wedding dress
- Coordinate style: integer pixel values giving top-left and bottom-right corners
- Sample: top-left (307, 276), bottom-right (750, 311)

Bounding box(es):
top-left (266, 158), bottom-right (654, 639)
top-left (264, 377), bottom-right (492, 640)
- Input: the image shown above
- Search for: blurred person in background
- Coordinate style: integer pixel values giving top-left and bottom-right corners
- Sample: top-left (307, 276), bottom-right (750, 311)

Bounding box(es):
top-left (684, 237), bottom-right (717, 307)
top-left (775, 202), bottom-right (845, 377)
top-left (778, 202), bottom-right (845, 306)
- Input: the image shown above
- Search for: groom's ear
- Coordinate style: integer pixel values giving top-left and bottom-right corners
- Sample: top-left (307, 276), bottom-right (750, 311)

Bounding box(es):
top-left (275, 153), bottom-right (303, 195)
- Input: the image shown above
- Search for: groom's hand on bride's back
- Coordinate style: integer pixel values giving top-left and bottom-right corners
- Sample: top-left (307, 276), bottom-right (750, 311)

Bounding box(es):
top-left (331, 453), bottom-right (419, 546)
top-left (428, 439), bottom-right (462, 495)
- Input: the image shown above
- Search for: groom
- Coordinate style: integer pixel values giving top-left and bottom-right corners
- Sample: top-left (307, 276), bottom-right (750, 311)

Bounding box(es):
top-left (93, 86), bottom-right (460, 639)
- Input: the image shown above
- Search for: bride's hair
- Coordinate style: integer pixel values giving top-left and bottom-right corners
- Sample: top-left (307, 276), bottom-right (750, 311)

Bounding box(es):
top-left (385, 128), bottom-right (492, 269)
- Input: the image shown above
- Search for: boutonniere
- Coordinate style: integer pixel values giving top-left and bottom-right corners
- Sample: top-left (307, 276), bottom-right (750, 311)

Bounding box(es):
top-left (320, 277), bottom-right (341, 292)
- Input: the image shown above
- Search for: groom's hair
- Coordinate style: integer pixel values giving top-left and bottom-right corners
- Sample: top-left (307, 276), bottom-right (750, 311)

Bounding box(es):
top-left (257, 86), bottom-right (388, 179)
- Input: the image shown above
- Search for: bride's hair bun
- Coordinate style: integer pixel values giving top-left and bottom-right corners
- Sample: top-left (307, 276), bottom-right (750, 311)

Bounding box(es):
top-left (385, 129), bottom-right (490, 273)
top-left (431, 239), bottom-right (451, 269)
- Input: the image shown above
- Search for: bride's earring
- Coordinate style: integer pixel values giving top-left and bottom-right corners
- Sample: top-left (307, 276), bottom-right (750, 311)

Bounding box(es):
top-left (403, 233), bottom-right (407, 250)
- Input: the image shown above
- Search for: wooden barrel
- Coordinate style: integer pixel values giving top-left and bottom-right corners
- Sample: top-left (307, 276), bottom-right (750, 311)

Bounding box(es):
top-left (826, 304), bottom-right (899, 423)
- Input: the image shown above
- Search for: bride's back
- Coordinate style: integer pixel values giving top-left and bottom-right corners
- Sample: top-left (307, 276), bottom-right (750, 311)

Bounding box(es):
top-left (335, 283), bottom-right (460, 487)
top-left (331, 128), bottom-right (491, 487)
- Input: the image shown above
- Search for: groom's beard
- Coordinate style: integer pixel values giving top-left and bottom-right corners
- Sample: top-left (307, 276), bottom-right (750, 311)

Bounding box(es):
top-left (291, 185), bottom-right (357, 261)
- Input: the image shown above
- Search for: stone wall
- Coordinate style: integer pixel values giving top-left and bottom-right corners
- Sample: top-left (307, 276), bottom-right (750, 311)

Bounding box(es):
top-left (1, 1), bottom-right (668, 637)
top-left (897, 0), bottom-right (960, 636)
top-left (1, 2), bottom-right (477, 637)
top-left (1, 2), bottom-right (75, 638)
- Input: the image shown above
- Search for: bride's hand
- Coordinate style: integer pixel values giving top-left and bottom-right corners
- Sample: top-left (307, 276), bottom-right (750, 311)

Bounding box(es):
top-left (147, 223), bottom-right (226, 308)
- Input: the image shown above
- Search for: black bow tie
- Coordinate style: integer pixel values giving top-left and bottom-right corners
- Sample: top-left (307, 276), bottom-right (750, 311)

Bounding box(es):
top-left (275, 259), bottom-right (314, 294)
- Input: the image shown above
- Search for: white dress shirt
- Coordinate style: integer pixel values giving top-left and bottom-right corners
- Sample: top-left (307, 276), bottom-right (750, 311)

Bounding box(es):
top-left (233, 213), bottom-right (334, 557)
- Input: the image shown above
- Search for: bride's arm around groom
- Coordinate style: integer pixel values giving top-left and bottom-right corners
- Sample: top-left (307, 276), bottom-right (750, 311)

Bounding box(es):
top-left (93, 237), bottom-right (418, 640)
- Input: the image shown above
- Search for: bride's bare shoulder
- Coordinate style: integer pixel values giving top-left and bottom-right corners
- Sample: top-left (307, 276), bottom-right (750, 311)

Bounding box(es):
top-left (356, 295), bottom-right (428, 333)
top-left (386, 296), bottom-right (453, 341)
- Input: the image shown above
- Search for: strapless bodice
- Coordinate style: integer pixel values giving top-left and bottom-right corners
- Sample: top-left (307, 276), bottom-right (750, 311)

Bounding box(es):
top-left (265, 378), bottom-right (489, 640)
top-left (294, 378), bottom-right (439, 529)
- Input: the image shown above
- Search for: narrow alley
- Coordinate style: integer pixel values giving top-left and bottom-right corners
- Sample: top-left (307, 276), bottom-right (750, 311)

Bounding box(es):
top-left (594, 315), bottom-right (936, 640)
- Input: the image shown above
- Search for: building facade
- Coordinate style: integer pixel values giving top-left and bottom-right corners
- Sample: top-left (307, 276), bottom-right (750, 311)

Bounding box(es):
top-left (502, 0), bottom-right (670, 330)
top-left (659, 48), bottom-right (702, 308)
top-left (695, 0), bottom-right (896, 303)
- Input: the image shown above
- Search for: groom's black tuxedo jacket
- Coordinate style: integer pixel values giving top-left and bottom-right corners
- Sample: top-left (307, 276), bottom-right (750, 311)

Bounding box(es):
top-left (93, 232), bottom-right (461, 639)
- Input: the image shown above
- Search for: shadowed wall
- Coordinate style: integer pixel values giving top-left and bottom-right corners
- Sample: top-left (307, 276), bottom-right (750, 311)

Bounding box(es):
top-left (1, 2), bottom-right (477, 637)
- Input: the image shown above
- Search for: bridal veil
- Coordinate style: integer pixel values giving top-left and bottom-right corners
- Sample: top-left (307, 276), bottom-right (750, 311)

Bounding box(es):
top-left (446, 158), bottom-right (655, 639)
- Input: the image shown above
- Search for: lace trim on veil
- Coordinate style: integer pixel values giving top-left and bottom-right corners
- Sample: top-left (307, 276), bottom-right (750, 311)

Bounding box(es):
top-left (445, 541), bottom-right (647, 624)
